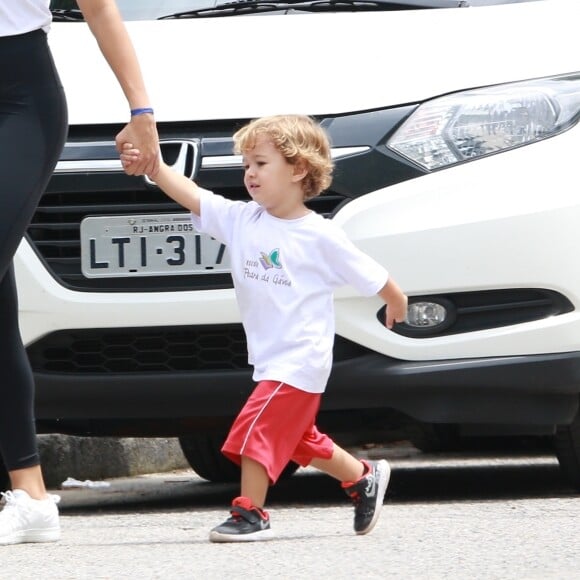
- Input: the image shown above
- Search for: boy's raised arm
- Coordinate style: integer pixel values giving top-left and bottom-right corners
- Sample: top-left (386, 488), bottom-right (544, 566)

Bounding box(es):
top-left (378, 278), bottom-right (408, 330)
top-left (121, 145), bottom-right (201, 216)
top-left (150, 163), bottom-right (202, 216)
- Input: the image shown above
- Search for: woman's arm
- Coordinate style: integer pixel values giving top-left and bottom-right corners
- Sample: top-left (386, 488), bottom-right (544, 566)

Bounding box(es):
top-left (76, 0), bottom-right (159, 176)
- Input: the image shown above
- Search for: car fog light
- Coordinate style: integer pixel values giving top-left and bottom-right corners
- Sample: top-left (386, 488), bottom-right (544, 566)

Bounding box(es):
top-left (379, 296), bottom-right (456, 337)
top-left (406, 302), bottom-right (448, 328)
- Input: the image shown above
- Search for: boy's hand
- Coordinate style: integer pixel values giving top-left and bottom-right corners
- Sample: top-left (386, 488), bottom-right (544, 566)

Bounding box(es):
top-left (119, 145), bottom-right (200, 214)
top-left (377, 278), bottom-right (408, 330)
top-left (385, 294), bottom-right (408, 329)
top-left (120, 142), bottom-right (141, 173)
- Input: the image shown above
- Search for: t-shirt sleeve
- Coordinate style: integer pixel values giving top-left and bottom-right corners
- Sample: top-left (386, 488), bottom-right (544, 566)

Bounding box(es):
top-left (190, 188), bottom-right (246, 246)
top-left (323, 222), bottom-right (389, 297)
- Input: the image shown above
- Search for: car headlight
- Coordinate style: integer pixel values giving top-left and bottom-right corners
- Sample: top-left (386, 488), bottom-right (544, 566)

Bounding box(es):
top-left (387, 73), bottom-right (580, 171)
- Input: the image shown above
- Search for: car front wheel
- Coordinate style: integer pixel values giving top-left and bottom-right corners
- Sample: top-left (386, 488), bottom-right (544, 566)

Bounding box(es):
top-left (178, 433), bottom-right (299, 483)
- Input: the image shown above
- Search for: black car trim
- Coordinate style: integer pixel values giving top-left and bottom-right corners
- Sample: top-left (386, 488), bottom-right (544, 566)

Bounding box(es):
top-left (34, 351), bottom-right (580, 427)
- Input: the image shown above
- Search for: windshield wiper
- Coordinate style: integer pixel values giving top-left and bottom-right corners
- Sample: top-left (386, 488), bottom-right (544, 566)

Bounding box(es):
top-left (50, 8), bottom-right (85, 22)
top-left (159, 0), bottom-right (468, 19)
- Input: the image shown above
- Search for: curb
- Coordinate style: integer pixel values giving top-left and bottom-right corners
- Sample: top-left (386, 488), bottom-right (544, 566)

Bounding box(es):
top-left (38, 435), bottom-right (189, 489)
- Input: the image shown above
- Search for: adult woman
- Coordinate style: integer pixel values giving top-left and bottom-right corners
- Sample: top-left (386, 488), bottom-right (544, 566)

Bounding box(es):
top-left (0, 0), bottom-right (159, 545)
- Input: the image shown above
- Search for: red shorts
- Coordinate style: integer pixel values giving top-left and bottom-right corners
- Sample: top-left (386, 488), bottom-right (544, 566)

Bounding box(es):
top-left (221, 380), bottom-right (335, 484)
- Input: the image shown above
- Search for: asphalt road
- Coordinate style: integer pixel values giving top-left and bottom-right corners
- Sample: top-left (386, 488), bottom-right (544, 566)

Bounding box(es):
top-left (1, 444), bottom-right (579, 580)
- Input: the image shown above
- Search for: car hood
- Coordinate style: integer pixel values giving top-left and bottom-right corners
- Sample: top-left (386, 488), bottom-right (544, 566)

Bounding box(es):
top-left (48, 1), bottom-right (579, 125)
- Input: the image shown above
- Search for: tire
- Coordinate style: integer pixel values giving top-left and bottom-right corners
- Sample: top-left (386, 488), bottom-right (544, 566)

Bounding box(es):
top-left (178, 433), bottom-right (299, 483)
top-left (410, 424), bottom-right (463, 453)
top-left (554, 406), bottom-right (580, 491)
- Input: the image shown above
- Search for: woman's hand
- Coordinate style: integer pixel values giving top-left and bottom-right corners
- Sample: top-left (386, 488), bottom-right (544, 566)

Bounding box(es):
top-left (116, 115), bottom-right (159, 177)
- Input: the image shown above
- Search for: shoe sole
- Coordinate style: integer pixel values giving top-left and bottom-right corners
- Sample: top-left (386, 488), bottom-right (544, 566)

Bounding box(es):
top-left (209, 528), bottom-right (274, 543)
top-left (0, 527), bottom-right (60, 545)
top-left (356, 459), bottom-right (391, 536)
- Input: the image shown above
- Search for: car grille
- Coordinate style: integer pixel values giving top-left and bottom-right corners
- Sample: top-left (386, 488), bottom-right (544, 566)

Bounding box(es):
top-left (27, 326), bottom-right (367, 374)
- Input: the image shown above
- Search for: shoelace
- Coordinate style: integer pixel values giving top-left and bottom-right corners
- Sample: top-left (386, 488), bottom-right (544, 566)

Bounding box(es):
top-left (0, 492), bottom-right (28, 529)
top-left (0, 491), bottom-right (18, 509)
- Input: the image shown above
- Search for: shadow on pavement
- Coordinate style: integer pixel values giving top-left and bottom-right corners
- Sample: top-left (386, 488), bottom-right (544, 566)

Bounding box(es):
top-left (56, 446), bottom-right (577, 514)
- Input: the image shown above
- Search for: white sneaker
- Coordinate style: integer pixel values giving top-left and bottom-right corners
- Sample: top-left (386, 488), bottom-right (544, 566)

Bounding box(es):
top-left (0, 489), bottom-right (60, 545)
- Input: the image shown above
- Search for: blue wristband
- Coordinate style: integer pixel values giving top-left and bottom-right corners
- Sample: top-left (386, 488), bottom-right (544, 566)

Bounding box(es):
top-left (130, 107), bottom-right (154, 116)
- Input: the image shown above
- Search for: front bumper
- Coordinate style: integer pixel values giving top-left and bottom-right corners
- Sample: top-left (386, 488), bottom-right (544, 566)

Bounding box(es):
top-left (34, 348), bottom-right (580, 428)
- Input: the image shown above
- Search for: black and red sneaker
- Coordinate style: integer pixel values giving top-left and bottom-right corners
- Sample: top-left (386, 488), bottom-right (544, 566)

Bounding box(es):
top-left (342, 459), bottom-right (391, 535)
top-left (209, 496), bottom-right (273, 543)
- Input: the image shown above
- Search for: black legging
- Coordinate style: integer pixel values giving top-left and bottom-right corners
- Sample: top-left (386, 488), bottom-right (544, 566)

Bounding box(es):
top-left (0, 29), bottom-right (67, 472)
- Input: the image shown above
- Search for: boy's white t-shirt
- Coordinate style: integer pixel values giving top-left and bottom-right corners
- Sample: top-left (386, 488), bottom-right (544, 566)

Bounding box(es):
top-left (191, 189), bottom-right (389, 394)
top-left (0, 1), bottom-right (51, 36)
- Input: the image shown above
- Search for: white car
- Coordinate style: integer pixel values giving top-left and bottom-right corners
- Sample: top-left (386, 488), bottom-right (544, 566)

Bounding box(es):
top-left (13, 0), bottom-right (580, 487)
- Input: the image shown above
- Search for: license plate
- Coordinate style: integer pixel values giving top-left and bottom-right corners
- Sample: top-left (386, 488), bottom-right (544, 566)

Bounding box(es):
top-left (80, 213), bottom-right (230, 278)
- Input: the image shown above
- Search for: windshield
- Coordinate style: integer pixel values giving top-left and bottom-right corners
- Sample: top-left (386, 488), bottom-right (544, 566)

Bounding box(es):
top-left (50, 1), bottom-right (217, 21)
top-left (50, 0), bottom-right (540, 21)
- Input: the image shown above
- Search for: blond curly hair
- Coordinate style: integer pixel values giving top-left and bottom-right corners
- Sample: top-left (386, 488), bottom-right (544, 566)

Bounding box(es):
top-left (233, 114), bottom-right (333, 200)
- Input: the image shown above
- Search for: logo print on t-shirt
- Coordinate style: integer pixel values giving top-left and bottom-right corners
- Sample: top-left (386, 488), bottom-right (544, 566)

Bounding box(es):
top-left (259, 248), bottom-right (282, 270)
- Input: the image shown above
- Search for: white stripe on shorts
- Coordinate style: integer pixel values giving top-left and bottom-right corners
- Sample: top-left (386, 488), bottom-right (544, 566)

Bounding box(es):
top-left (239, 382), bottom-right (285, 455)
